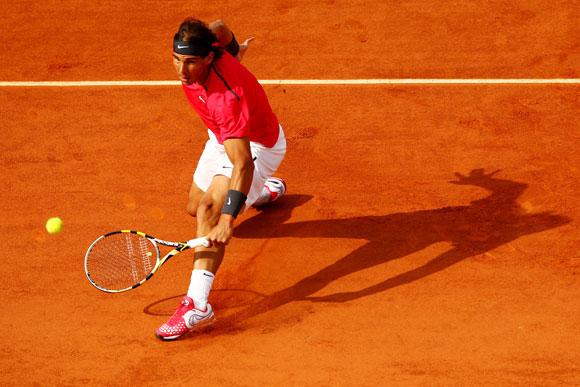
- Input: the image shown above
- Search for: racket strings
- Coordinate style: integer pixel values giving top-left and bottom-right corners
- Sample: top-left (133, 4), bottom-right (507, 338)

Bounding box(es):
top-left (138, 236), bottom-right (153, 274)
top-left (86, 233), bottom-right (157, 290)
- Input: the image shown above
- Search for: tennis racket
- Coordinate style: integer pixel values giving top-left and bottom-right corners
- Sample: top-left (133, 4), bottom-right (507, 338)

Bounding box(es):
top-left (84, 230), bottom-right (209, 293)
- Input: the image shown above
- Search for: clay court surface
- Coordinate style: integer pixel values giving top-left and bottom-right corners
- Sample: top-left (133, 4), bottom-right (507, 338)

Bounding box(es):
top-left (1, 1), bottom-right (579, 385)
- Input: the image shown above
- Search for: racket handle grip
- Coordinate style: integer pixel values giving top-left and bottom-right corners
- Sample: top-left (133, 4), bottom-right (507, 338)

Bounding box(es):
top-left (187, 237), bottom-right (210, 248)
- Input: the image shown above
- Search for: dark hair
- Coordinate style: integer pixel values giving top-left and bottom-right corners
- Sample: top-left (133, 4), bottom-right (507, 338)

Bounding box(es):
top-left (177, 18), bottom-right (223, 60)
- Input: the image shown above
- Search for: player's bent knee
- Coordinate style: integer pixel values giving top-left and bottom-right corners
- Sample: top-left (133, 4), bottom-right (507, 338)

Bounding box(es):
top-left (187, 183), bottom-right (205, 218)
top-left (186, 201), bottom-right (198, 217)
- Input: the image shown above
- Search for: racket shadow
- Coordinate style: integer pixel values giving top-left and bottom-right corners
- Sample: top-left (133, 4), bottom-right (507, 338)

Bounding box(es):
top-left (143, 288), bottom-right (267, 316)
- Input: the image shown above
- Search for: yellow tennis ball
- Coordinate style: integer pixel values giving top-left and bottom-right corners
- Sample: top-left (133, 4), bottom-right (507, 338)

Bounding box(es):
top-left (45, 217), bottom-right (63, 234)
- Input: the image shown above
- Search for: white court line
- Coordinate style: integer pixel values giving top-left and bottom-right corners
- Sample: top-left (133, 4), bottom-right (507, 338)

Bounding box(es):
top-left (0, 79), bottom-right (578, 87)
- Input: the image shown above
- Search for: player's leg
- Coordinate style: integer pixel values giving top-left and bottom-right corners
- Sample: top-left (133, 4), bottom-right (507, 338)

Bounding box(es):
top-left (186, 182), bottom-right (205, 217)
top-left (187, 129), bottom-right (223, 217)
top-left (249, 125), bottom-right (288, 207)
top-left (193, 174), bottom-right (230, 274)
top-left (156, 131), bottom-right (225, 340)
top-left (155, 176), bottom-right (228, 341)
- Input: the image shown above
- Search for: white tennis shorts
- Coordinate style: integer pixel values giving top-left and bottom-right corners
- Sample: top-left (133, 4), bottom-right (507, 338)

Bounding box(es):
top-left (193, 125), bottom-right (286, 206)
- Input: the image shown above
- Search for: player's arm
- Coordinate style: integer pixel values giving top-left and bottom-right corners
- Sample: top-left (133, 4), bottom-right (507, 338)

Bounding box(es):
top-left (206, 137), bottom-right (254, 245)
top-left (209, 19), bottom-right (254, 61)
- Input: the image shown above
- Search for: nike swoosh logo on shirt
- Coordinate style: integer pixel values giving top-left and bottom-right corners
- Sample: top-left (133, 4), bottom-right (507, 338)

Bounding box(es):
top-left (177, 44), bottom-right (189, 49)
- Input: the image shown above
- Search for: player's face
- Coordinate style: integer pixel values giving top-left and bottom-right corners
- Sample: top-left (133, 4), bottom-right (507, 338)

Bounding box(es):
top-left (172, 52), bottom-right (214, 85)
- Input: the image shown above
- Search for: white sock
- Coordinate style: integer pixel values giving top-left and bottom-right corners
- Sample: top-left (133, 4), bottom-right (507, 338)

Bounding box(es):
top-left (186, 269), bottom-right (215, 310)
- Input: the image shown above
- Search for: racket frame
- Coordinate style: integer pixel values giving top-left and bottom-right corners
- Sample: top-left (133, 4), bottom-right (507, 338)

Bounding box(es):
top-left (84, 230), bottom-right (209, 293)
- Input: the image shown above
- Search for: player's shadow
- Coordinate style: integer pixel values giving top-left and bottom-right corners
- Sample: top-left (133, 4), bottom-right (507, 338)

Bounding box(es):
top-left (219, 169), bottom-right (571, 328)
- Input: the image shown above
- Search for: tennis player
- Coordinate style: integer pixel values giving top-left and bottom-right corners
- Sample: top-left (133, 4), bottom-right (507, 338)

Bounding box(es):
top-left (156, 18), bottom-right (287, 340)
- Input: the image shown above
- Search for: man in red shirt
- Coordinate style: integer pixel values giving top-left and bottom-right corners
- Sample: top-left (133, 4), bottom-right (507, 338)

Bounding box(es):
top-left (156, 18), bottom-right (287, 340)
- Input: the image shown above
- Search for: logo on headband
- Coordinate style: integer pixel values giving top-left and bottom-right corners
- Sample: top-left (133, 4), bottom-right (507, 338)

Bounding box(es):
top-left (173, 33), bottom-right (214, 56)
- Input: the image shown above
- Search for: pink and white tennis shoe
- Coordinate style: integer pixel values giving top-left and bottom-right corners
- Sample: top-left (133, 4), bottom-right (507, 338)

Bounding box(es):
top-left (259, 177), bottom-right (287, 205)
top-left (155, 296), bottom-right (215, 341)
top-left (264, 177), bottom-right (286, 203)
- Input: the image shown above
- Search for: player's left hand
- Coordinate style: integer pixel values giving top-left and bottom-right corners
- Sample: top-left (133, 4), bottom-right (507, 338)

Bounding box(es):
top-left (236, 36), bottom-right (255, 61)
top-left (206, 216), bottom-right (234, 246)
